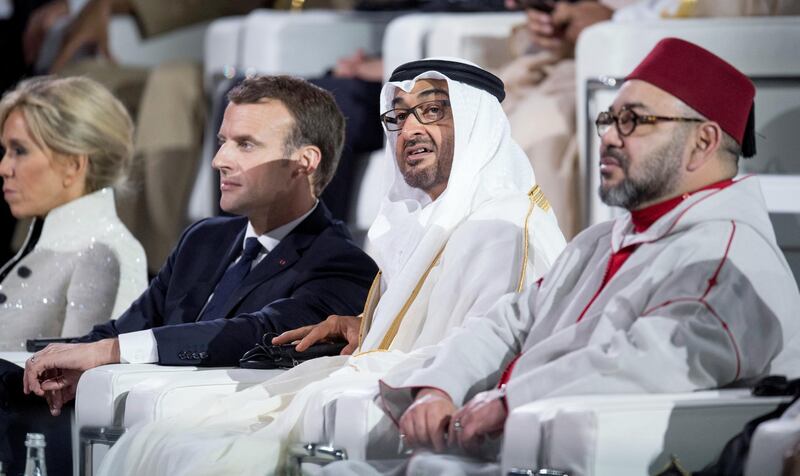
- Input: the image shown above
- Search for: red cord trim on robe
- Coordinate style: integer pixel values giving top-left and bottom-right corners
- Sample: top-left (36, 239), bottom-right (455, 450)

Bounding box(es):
top-left (575, 246), bottom-right (634, 323)
top-left (497, 354), bottom-right (522, 387)
top-left (641, 221), bottom-right (741, 381)
top-left (503, 179), bottom-right (741, 386)
top-left (642, 177), bottom-right (738, 244)
top-left (701, 221), bottom-right (736, 300)
top-left (576, 178), bottom-right (737, 323)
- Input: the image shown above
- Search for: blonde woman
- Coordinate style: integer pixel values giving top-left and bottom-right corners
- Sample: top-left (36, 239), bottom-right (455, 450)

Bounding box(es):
top-left (0, 76), bottom-right (147, 351)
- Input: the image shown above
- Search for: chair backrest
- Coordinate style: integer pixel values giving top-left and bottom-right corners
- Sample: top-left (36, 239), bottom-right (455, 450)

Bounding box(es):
top-left (108, 16), bottom-right (209, 67)
top-left (575, 17), bottom-right (800, 281)
top-left (34, 14), bottom-right (209, 73)
top-left (203, 16), bottom-right (247, 91)
top-left (382, 12), bottom-right (525, 79)
top-left (240, 10), bottom-right (397, 78)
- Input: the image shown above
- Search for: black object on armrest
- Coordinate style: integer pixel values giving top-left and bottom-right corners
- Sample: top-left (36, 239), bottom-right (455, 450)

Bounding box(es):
top-left (26, 337), bottom-right (78, 353)
top-left (239, 333), bottom-right (346, 370)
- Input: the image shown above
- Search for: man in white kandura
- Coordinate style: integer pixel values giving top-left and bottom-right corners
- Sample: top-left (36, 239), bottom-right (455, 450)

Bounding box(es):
top-left (359, 38), bottom-right (800, 475)
top-left (96, 58), bottom-right (567, 475)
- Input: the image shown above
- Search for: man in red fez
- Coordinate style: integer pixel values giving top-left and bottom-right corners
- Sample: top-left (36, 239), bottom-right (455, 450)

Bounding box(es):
top-left (372, 38), bottom-right (800, 468)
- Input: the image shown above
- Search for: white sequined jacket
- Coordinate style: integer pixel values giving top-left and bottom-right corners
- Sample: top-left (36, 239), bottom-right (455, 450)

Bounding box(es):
top-left (0, 188), bottom-right (147, 351)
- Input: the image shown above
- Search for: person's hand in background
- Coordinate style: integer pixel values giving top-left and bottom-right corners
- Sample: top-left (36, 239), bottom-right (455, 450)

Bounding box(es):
top-left (522, 1), bottom-right (613, 56)
top-left (23, 0), bottom-right (69, 66)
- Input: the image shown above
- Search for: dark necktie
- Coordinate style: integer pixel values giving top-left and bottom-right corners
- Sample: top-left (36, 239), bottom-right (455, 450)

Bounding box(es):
top-left (200, 237), bottom-right (263, 321)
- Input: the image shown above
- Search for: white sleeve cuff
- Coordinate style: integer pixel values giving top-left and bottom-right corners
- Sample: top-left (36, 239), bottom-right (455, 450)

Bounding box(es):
top-left (118, 330), bottom-right (158, 364)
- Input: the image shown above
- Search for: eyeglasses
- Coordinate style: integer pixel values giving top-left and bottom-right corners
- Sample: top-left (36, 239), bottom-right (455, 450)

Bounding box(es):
top-left (380, 100), bottom-right (451, 131)
top-left (595, 108), bottom-right (704, 138)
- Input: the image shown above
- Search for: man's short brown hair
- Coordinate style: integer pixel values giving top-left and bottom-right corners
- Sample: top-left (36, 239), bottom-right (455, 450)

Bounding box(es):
top-left (228, 76), bottom-right (345, 196)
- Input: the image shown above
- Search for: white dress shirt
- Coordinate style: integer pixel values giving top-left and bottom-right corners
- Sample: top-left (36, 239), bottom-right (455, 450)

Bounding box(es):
top-left (119, 203), bottom-right (318, 364)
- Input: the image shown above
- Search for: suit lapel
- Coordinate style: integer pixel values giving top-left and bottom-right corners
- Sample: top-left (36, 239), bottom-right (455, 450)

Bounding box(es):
top-left (217, 203), bottom-right (334, 318)
top-left (196, 225), bottom-right (246, 319)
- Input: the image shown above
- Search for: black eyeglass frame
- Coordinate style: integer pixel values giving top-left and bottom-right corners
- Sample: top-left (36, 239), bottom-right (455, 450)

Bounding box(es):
top-left (595, 107), bottom-right (704, 138)
top-left (380, 99), bottom-right (451, 131)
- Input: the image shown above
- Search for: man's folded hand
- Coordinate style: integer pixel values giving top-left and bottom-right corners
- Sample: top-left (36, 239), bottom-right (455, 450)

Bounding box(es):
top-left (23, 338), bottom-right (121, 412)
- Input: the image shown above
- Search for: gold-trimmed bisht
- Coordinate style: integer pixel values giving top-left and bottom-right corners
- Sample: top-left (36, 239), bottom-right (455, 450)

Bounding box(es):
top-left (516, 184), bottom-right (551, 292)
top-left (355, 184), bottom-right (551, 353)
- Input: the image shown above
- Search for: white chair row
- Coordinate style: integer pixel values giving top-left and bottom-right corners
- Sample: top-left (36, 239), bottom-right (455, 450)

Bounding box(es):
top-left (73, 12), bottom-right (800, 476)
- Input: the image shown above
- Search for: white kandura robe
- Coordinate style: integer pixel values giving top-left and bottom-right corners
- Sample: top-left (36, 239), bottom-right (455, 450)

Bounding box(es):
top-left (97, 60), bottom-right (567, 476)
top-left (379, 176), bottom-right (800, 461)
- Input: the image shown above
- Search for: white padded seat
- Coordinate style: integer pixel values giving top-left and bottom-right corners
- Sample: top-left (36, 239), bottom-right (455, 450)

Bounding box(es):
top-left (123, 368), bottom-right (283, 427)
top-left (501, 390), bottom-right (789, 476)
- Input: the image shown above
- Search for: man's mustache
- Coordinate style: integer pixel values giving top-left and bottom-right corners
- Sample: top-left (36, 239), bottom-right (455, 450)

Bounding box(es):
top-left (404, 137), bottom-right (435, 150)
top-left (601, 147), bottom-right (628, 168)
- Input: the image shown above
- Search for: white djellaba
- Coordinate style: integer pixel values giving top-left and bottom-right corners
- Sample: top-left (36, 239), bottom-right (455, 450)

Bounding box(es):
top-left (97, 58), bottom-right (567, 476)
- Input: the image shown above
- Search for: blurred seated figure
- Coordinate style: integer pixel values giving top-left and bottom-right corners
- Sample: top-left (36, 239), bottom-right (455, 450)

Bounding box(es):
top-left (314, 50), bottom-right (385, 222)
top-left (374, 38), bottom-right (800, 474)
top-left (0, 75), bottom-right (377, 475)
top-left (500, 0), bottom-right (617, 238)
top-left (0, 76), bottom-right (147, 351)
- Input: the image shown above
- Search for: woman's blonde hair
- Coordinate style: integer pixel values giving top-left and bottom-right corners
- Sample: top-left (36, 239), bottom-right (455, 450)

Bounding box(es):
top-left (0, 76), bottom-right (134, 193)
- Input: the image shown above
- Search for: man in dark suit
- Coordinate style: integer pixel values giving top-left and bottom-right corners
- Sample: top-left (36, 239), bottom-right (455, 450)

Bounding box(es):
top-left (0, 75), bottom-right (377, 475)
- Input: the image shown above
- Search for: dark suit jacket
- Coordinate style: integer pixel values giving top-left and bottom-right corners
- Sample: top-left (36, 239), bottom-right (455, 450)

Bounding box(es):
top-left (84, 202), bottom-right (377, 366)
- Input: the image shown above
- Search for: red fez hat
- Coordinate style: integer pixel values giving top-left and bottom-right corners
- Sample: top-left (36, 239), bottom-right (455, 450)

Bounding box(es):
top-left (627, 38), bottom-right (756, 157)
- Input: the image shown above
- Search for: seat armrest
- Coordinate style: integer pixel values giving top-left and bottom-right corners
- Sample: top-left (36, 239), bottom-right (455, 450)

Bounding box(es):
top-left (123, 368), bottom-right (284, 427)
top-left (745, 416), bottom-right (800, 476)
top-left (0, 351), bottom-right (33, 366)
top-left (75, 364), bottom-right (202, 429)
top-left (26, 337), bottom-right (78, 352)
top-left (501, 390), bottom-right (789, 476)
top-left (327, 387), bottom-right (398, 461)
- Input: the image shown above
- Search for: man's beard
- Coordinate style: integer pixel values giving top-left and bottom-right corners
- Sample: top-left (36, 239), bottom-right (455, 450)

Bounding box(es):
top-left (401, 137), bottom-right (454, 194)
top-left (599, 133), bottom-right (686, 210)
top-left (403, 162), bottom-right (446, 192)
